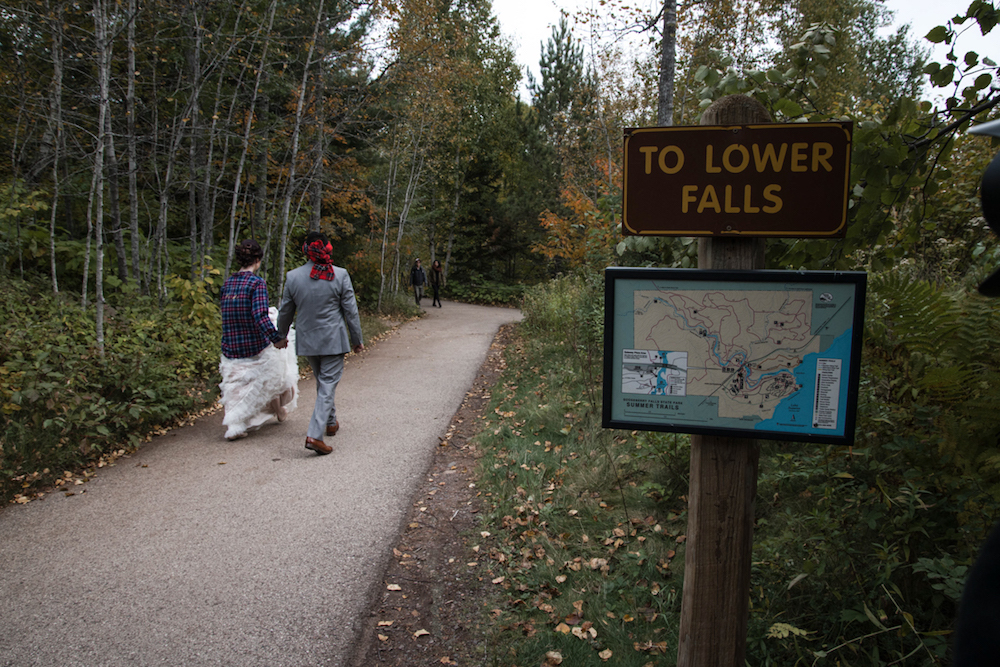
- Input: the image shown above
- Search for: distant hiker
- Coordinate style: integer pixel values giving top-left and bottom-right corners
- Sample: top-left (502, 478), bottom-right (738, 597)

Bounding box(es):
top-left (410, 258), bottom-right (426, 306)
top-left (276, 232), bottom-right (364, 456)
top-left (218, 239), bottom-right (297, 441)
top-left (429, 259), bottom-right (443, 308)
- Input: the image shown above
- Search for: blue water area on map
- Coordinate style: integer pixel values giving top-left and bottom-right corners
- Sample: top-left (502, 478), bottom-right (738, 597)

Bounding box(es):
top-left (756, 328), bottom-right (853, 436)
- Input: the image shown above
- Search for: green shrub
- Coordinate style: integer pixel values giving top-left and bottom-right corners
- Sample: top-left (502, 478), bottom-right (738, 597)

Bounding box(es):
top-left (448, 273), bottom-right (525, 305)
top-left (1, 275), bottom-right (221, 503)
top-left (478, 268), bottom-right (1000, 666)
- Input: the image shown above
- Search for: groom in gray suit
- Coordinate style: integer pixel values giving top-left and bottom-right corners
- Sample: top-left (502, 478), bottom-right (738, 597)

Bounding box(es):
top-left (276, 232), bottom-right (364, 455)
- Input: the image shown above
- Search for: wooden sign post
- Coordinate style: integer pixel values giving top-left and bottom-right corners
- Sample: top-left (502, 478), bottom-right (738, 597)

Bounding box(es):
top-left (677, 95), bottom-right (770, 667)
top-left (612, 94), bottom-right (858, 665)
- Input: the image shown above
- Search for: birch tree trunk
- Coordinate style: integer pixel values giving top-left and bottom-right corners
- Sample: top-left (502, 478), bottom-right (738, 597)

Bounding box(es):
top-left (658, 0), bottom-right (677, 126)
top-left (441, 145), bottom-right (464, 283)
top-left (225, 0), bottom-right (277, 273)
top-left (253, 103), bottom-right (268, 242)
top-left (93, 0), bottom-right (111, 355)
top-left (106, 108), bottom-right (126, 281)
top-left (392, 143), bottom-right (425, 294)
top-left (308, 66), bottom-right (326, 234)
top-left (187, 0), bottom-right (204, 280)
top-left (48, 0), bottom-right (64, 294)
top-left (275, 0), bottom-right (325, 294)
top-left (377, 131), bottom-right (399, 310)
top-left (127, 0), bottom-right (141, 286)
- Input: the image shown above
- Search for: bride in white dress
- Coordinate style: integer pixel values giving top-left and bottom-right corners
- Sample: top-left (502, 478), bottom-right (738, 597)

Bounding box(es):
top-left (218, 240), bottom-right (298, 440)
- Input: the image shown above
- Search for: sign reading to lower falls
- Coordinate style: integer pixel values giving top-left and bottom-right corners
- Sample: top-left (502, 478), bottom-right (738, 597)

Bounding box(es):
top-left (622, 123), bottom-right (853, 237)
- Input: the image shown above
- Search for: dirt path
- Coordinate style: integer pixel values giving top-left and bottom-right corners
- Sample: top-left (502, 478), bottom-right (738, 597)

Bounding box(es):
top-left (0, 301), bottom-right (520, 667)
top-left (348, 324), bottom-right (515, 667)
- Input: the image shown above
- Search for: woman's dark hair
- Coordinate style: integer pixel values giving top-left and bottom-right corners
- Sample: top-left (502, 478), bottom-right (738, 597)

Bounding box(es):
top-left (234, 239), bottom-right (264, 269)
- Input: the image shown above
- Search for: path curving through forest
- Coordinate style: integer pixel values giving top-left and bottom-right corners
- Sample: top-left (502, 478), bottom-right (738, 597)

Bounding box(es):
top-left (0, 300), bottom-right (521, 667)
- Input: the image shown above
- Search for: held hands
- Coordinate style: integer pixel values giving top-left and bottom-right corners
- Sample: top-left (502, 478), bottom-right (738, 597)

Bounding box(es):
top-left (274, 337), bottom-right (289, 350)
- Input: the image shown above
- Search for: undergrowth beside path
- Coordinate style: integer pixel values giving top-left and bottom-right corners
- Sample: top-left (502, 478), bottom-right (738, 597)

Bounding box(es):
top-left (0, 275), bottom-right (403, 506)
top-left (465, 272), bottom-right (1000, 667)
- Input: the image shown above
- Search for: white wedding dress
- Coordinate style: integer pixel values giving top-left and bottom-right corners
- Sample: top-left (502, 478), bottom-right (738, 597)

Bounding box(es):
top-left (219, 307), bottom-right (298, 440)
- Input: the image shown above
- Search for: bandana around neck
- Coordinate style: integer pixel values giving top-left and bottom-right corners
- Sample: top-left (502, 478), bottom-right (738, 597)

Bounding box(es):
top-left (304, 240), bottom-right (335, 281)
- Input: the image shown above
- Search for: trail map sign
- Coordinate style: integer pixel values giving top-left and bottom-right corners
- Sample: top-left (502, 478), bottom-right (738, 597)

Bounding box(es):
top-left (603, 268), bottom-right (866, 445)
top-left (622, 122), bottom-right (853, 237)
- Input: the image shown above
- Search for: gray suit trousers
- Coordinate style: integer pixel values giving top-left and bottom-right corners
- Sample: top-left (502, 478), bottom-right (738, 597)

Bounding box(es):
top-left (307, 354), bottom-right (344, 440)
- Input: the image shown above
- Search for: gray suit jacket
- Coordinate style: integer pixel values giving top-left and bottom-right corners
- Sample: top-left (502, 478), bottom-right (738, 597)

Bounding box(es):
top-left (276, 262), bottom-right (363, 357)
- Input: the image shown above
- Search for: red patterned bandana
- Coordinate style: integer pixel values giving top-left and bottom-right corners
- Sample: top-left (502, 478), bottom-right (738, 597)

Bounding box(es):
top-left (304, 240), bottom-right (335, 281)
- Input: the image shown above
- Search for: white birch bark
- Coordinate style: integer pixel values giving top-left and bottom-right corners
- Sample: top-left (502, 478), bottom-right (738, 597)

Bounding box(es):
top-left (225, 0), bottom-right (278, 274)
top-left (127, 0), bottom-right (140, 285)
top-left (276, 0), bottom-right (325, 294)
top-left (47, 0), bottom-right (65, 294)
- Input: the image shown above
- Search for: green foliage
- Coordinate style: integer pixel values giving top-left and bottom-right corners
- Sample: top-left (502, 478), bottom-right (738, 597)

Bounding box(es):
top-left (165, 271), bottom-right (223, 332)
top-left (622, 4), bottom-right (999, 275)
top-left (522, 271), bottom-right (605, 407)
top-left (0, 181), bottom-right (50, 274)
top-left (0, 275), bottom-right (221, 504)
top-left (475, 279), bottom-right (686, 665)
top-left (740, 270), bottom-right (1000, 666)
top-left (483, 250), bottom-right (1000, 666)
top-left (447, 274), bottom-right (526, 306)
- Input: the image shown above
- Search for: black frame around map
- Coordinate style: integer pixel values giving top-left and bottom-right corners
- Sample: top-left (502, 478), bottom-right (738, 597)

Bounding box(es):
top-left (602, 267), bottom-right (867, 446)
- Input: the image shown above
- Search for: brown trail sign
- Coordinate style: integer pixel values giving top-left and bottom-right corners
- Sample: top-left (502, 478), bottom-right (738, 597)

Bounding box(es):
top-left (623, 120), bottom-right (852, 237)
top-left (610, 95), bottom-right (859, 666)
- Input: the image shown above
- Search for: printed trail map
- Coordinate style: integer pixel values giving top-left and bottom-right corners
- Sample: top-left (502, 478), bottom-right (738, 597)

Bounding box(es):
top-left (607, 273), bottom-right (863, 441)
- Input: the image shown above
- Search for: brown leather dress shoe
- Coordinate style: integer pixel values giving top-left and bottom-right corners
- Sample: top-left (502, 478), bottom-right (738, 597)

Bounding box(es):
top-left (305, 437), bottom-right (332, 455)
top-left (325, 421), bottom-right (339, 437)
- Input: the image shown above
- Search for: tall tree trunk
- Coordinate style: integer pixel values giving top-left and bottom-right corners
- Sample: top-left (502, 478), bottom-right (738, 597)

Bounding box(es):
top-left (127, 0), bottom-right (141, 287)
top-left (392, 144), bottom-right (425, 294)
top-left (276, 0), bottom-right (325, 294)
top-left (201, 75), bottom-right (227, 280)
top-left (389, 109), bottom-right (429, 295)
top-left (658, 0), bottom-right (677, 126)
top-left (226, 0), bottom-right (277, 274)
top-left (106, 109), bottom-right (126, 281)
top-left (253, 105), bottom-right (268, 243)
top-left (92, 0), bottom-right (111, 356)
top-left (377, 132), bottom-right (400, 310)
top-left (309, 70), bottom-right (326, 234)
top-left (187, 0), bottom-right (204, 280)
top-left (442, 144), bottom-right (464, 283)
top-left (48, 0), bottom-right (65, 294)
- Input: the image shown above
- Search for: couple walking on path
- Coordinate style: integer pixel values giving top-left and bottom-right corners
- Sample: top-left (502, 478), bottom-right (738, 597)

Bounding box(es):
top-left (0, 293), bottom-right (520, 667)
top-left (410, 257), bottom-right (443, 307)
top-left (219, 231), bottom-right (363, 454)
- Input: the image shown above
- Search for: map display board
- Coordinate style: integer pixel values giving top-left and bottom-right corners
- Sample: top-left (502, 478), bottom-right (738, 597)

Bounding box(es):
top-left (603, 268), bottom-right (866, 445)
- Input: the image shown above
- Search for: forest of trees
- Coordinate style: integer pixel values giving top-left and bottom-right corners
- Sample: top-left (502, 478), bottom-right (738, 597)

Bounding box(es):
top-left (1, 0), bottom-right (995, 306)
top-left (2, 0), bottom-right (1000, 662)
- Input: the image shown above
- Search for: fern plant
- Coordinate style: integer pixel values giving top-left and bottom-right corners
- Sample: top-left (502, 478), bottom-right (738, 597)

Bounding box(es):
top-left (865, 268), bottom-right (1000, 493)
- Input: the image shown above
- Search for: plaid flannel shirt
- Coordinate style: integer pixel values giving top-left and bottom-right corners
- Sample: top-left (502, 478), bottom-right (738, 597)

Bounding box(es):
top-left (220, 272), bottom-right (282, 359)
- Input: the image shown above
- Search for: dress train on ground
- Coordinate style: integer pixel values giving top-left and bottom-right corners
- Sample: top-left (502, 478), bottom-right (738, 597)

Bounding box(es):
top-left (219, 307), bottom-right (298, 440)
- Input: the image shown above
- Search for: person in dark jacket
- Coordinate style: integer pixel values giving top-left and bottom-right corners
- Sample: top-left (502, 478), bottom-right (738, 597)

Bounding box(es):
top-left (429, 259), bottom-right (444, 307)
top-left (410, 258), bottom-right (426, 305)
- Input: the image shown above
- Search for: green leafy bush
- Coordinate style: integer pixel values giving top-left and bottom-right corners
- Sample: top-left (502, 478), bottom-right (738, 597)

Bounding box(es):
top-left (1, 275), bottom-right (221, 503)
top-left (482, 268), bottom-right (1000, 666)
top-left (448, 273), bottom-right (526, 305)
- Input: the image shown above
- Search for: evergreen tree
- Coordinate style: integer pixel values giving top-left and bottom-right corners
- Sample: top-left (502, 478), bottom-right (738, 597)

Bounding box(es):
top-left (527, 16), bottom-right (592, 147)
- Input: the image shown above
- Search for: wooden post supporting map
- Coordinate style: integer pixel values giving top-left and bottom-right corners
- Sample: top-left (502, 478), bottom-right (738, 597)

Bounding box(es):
top-left (676, 95), bottom-right (771, 667)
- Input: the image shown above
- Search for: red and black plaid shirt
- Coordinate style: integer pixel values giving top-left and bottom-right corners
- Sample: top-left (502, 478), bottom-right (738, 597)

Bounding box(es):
top-left (220, 272), bottom-right (282, 359)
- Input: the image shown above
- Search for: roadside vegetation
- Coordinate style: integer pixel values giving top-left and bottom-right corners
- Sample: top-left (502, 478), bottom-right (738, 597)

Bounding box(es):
top-left (472, 272), bottom-right (1000, 666)
top-left (0, 271), bottom-right (410, 505)
top-left (2, 0), bottom-right (1000, 664)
